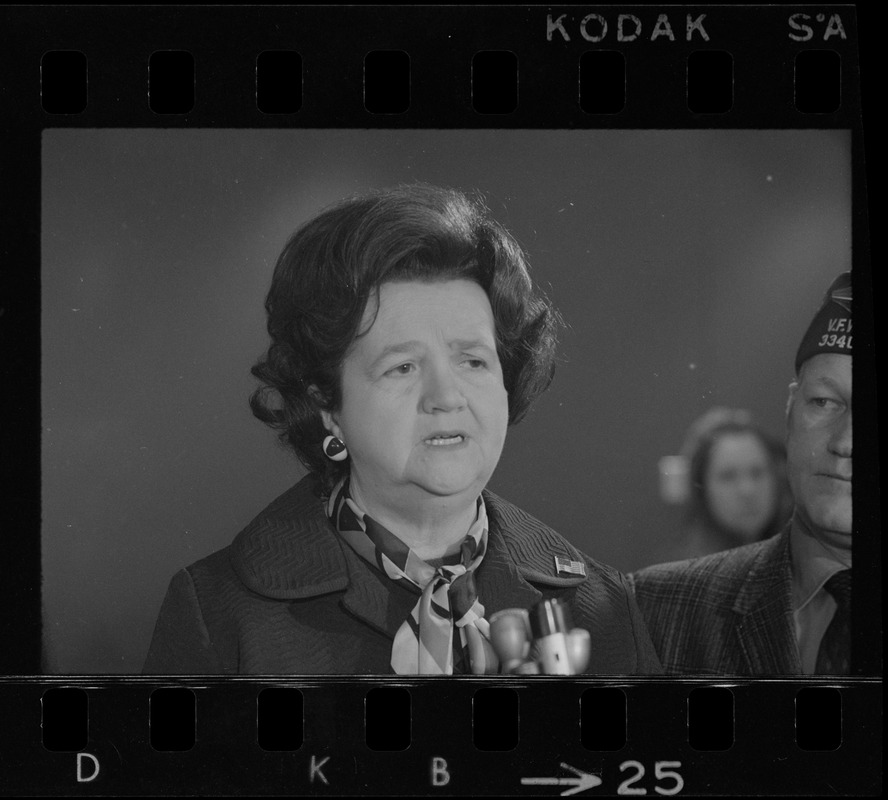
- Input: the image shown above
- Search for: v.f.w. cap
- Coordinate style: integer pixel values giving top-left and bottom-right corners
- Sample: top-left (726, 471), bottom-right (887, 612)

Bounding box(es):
top-left (795, 272), bottom-right (852, 373)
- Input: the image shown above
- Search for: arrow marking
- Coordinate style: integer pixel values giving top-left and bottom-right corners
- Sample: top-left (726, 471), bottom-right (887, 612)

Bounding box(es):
top-left (521, 762), bottom-right (602, 796)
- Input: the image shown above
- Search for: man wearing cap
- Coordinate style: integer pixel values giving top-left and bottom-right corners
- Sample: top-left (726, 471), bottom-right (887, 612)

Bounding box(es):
top-left (629, 273), bottom-right (852, 675)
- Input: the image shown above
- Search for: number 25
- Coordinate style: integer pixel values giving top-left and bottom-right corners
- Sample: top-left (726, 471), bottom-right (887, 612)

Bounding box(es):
top-left (618, 760), bottom-right (684, 796)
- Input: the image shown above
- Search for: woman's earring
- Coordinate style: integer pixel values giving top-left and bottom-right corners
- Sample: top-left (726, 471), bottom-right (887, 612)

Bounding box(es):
top-left (323, 435), bottom-right (348, 462)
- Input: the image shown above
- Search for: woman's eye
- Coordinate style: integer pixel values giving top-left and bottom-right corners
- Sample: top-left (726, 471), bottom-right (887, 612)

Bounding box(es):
top-left (463, 357), bottom-right (486, 369)
top-left (388, 363), bottom-right (415, 376)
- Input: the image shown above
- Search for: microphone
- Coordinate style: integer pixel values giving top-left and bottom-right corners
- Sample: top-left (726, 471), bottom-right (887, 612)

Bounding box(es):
top-left (489, 599), bottom-right (590, 675)
top-left (529, 598), bottom-right (574, 675)
top-left (488, 608), bottom-right (532, 673)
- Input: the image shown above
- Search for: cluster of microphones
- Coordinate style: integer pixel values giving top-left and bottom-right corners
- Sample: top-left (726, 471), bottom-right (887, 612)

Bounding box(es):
top-left (489, 598), bottom-right (591, 675)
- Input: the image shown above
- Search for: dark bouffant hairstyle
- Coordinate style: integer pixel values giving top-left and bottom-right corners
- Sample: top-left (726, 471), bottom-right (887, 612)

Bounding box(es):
top-left (249, 183), bottom-right (562, 493)
top-left (682, 408), bottom-right (791, 541)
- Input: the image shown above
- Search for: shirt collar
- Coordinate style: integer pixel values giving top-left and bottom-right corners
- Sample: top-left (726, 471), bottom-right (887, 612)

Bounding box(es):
top-left (790, 513), bottom-right (852, 613)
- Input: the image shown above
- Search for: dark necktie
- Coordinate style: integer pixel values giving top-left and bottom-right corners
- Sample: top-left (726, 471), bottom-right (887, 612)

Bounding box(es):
top-left (815, 569), bottom-right (852, 675)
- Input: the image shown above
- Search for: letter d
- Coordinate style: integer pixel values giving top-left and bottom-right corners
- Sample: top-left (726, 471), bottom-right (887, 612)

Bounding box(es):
top-left (76, 752), bottom-right (100, 783)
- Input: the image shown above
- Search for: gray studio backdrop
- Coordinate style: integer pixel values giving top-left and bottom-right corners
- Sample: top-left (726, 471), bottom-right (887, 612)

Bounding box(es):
top-left (42, 129), bottom-right (850, 673)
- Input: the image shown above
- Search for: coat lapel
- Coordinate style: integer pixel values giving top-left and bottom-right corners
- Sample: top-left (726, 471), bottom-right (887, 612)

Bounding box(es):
top-left (230, 506), bottom-right (350, 599)
top-left (731, 531), bottom-right (801, 674)
top-left (475, 531), bottom-right (544, 614)
top-left (339, 540), bottom-right (418, 640)
top-left (477, 490), bottom-right (587, 613)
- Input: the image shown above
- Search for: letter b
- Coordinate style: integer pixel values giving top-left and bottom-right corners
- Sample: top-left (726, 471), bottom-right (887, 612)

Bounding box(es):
top-left (431, 756), bottom-right (450, 787)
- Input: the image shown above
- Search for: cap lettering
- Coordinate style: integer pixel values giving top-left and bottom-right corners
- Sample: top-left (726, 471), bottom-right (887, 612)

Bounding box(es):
top-left (827, 318), bottom-right (851, 333)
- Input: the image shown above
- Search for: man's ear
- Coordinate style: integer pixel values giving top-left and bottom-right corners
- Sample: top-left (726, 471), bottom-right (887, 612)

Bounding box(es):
top-left (785, 379), bottom-right (799, 422)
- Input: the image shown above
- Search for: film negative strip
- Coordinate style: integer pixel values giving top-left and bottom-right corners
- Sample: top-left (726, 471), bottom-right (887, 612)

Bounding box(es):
top-left (0, 3), bottom-right (880, 797)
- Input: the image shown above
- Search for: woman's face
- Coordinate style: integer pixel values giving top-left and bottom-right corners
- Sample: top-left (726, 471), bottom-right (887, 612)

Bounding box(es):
top-left (324, 279), bottom-right (509, 516)
top-left (704, 432), bottom-right (778, 541)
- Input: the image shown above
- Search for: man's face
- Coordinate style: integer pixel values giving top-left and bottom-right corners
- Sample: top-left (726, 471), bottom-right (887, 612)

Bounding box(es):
top-left (786, 353), bottom-right (852, 550)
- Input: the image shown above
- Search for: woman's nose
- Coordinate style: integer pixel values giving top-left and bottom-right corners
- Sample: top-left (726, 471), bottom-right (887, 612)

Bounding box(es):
top-left (736, 475), bottom-right (762, 498)
top-left (421, 362), bottom-right (467, 413)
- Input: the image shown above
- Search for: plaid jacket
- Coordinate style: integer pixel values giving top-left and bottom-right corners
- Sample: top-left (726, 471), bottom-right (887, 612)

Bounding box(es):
top-left (628, 529), bottom-right (801, 675)
top-left (143, 474), bottom-right (662, 675)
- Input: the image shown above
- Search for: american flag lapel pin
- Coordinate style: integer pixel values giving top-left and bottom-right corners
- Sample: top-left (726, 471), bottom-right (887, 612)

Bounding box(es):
top-left (555, 556), bottom-right (586, 577)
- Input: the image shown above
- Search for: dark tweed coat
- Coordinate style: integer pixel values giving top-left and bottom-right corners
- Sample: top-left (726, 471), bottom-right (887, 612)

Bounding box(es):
top-left (143, 476), bottom-right (661, 675)
top-left (629, 530), bottom-right (800, 675)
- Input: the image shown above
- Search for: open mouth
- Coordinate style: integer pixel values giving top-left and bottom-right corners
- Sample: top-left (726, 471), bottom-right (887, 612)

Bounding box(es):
top-left (425, 434), bottom-right (466, 446)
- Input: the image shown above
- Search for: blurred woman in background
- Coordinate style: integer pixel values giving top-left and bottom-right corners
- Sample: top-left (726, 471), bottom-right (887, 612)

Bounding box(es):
top-left (660, 408), bottom-right (792, 561)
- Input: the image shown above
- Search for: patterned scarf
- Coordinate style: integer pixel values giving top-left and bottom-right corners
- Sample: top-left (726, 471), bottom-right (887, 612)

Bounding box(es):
top-left (327, 479), bottom-right (498, 675)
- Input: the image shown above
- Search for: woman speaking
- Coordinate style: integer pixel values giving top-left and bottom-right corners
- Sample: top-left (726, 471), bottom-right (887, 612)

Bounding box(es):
top-left (143, 184), bottom-right (660, 675)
